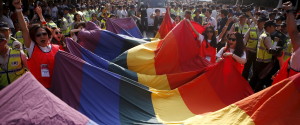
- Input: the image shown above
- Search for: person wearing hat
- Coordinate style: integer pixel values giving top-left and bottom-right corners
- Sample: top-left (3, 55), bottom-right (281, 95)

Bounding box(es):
top-left (0, 4), bottom-right (15, 33)
top-left (242, 16), bottom-right (267, 80)
top-left (249, 20), bottom-right (281, 92)
top-left (0, 22), bottom-right (22, 50)
top-left (229, 14), bottom-right (249, 35)
top-left (272, 1), bottom-right (300, 84)
top-left (0, 33), bottom-right (27, 90)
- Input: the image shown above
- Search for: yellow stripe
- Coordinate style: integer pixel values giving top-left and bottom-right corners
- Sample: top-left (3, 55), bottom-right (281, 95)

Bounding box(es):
top-left (127, 41), bottom-right (158, 75)
top-left (155, 32), bottom-right (161, 39)
top-left (184, 104), bottom-right (255, 125)
top-left (138, 74), bottom-right (171, 90)
top-left (151, 89), bottom-right (195, 124)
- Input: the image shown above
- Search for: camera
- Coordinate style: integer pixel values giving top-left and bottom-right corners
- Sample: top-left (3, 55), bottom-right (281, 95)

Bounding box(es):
top-left (241, 3), bottom-right (254, 13)
top-left (270, 30), bottom-right (287, 47)
top-left (268, 46), bottom-right (283, 57)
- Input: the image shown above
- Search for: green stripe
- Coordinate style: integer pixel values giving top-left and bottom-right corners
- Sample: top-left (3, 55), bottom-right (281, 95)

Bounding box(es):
top-left (108, 62), bottom-right (138, 81)
top-left (112, 51), bottom-right (129, 69)
top-left (119, 77), bottom-right (161, 124)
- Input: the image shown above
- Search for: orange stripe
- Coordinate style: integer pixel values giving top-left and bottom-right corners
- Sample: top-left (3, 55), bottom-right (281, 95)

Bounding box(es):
top-left (235, 74), bottom-right (300, 124)
top-left (179, 73), bottom-right (227, 114)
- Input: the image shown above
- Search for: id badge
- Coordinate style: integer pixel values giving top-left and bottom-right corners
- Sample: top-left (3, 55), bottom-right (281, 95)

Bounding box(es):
top-left (205, 56), bottom-right (211, 62)
top-left (41, 64), bottom-right (50, 77)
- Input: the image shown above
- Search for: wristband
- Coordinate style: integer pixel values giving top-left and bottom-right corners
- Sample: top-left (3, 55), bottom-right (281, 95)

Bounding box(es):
top-left (16, 8), bottom-right (23, 12)
top-left (41, 21), bottom-right (47, 25)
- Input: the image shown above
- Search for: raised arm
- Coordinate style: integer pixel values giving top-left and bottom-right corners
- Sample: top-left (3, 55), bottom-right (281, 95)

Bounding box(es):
top-left (283, 1), bottom-right (300, 51)
top-left (186, 19), bottom-right (199, 35)
top-left (246, 11), bottom-right (257, 25)
top-left (13, 0), bottom-right (31, 48)
top-left (219, 17), bottom-right (233, 39)
top-left (35, 6), bottom-right (46, 25)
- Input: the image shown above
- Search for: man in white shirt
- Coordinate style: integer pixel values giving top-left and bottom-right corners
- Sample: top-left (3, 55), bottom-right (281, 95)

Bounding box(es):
top-left (204, 9), bottom-right (218, 31)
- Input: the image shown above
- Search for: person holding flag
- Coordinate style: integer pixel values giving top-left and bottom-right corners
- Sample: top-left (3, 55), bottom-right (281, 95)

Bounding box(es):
top-left (13, 0), bottom-right (60, 90)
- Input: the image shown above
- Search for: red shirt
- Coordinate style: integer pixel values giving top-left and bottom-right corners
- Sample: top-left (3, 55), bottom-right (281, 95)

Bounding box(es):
top-left (27, 44), bottom-right (59, 88)
top-left (199, 39), bottom-right (217, 63)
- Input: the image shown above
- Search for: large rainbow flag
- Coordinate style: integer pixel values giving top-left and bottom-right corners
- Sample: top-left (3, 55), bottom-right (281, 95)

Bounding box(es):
top-left (106, 18), bottom-right (143, 38)
top-left (184, 73), bottom-right (300, 124)
top-left (112, 20), bottom-right (205, 75)
top-left (0, 72), bottom-right (96, 124)
top-left (66, 38), bottom-right (207, 90)
top-left (77, 21), bottom-right (145, 61)
top-left (51, 50), bottom-right (253, 124)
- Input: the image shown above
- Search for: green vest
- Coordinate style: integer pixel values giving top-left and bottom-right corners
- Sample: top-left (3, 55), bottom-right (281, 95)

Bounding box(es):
top-left (83, 10), bottom-right (91, 21)
top-left (14, 31), bottom-right (23, 44)
top-left (101, 19), bottom-right (106, 29)
top-left (47, 21), bottom-right (58, 28)
top-left (257, 32), bottom-right (273, 63)
top-left (14, 31), bottom-right (28, 54)
top-left (283, 39), bottom-right (293, 61)
top-left (234, 23), bottom-right (249, 35)
top-left (61, 17), bottom-right (70, 36)
top-left (7, 37), bottom-right (18, 50)
top-left (246, 27), bottom-right (259, 52)
top-left (0, 49), bottom-right (26, 88)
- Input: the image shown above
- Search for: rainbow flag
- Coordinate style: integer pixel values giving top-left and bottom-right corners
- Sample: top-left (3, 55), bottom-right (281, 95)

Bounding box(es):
top-left (155, 8), bottom-right (175, 39)
top-left (78, 21), bottom-right (145, 61)
top-left (106, 18), bottom-right (143, 38)
top-left (112, 20), bottom-right (206, 75)
top-left (66, 38), bottom-right (207, 90)
top-left (184, 73), bottom-right (300, 124)
top-left (51, 51), bottom-right (253, 124)
top-left (0, 72), bottom-right (96, 124)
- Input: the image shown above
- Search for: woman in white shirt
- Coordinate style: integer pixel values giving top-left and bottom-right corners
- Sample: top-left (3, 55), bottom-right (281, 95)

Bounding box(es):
top-left (216, 32), bottom-right (247, 73)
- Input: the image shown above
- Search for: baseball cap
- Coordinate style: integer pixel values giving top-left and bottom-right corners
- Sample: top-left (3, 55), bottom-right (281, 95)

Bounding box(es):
top-left (0, 22), bottom-right (10, 30)
top-left (264, 20), bottom-right (279, 27)
top-left (257, 16), bottom-right (268, 22)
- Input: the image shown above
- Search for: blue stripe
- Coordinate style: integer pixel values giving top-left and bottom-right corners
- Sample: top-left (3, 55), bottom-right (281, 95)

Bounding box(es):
top-left (81, 47), bottom-right (109, 69)
top-left (79, 63), bottom-right (121, 124)
top-left (94, 31), bottom-right (126, 61)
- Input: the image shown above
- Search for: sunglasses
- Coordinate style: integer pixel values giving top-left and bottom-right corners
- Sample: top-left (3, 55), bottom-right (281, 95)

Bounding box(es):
top-left (206, 30), bottom-right (214, 33)
top-left (55, 31), bottom-right (62, 35)
top-left (228, 38), bottom-right (236, 41)
top-left (36, 32), bottom-right (48, 37)
top-left (0, 39), bottom-right (6, 43)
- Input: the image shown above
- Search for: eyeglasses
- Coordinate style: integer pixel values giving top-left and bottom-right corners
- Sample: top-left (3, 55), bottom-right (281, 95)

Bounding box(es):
top-left (55, 31), bottom-right (62, 35)
top-left (228, 38), bottom-right (236, 41)
top-left (35, 32), bottom-right (48, 37)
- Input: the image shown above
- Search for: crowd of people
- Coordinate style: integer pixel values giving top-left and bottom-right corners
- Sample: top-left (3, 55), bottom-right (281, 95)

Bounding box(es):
top-left (0, 0), bottom-right (299, 93)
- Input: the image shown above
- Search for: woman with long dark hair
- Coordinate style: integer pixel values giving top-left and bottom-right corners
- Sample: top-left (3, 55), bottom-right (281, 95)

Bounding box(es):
top-left (216, 32), bottom-right (247, 73)
top-left (189, 20), bottom-right (218, 63)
